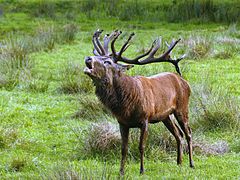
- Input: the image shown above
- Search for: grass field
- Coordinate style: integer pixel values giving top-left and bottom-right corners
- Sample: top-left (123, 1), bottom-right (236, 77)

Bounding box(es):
top-left (0, 1), bottom-right (240, 179)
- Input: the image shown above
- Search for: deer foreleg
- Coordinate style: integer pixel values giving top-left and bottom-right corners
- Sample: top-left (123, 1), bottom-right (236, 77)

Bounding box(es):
top-left (139, 120), bottom-right (148, 174)
top-left (119, 125), bottom-right (129, 176)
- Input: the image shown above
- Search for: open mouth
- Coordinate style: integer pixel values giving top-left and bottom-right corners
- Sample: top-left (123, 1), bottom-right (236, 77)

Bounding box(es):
top-left (86, 61), bottom-right (92, 69)
top-left (84, 61), bottom-right (93, 75)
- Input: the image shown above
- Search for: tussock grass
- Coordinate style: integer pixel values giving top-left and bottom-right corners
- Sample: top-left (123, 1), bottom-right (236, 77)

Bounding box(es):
top-left (0, 128), bottom-right (18, 149)
top-left (190, 83), bottom-right (240, 132)
top-left (41, 163), bottom-right (116, 180)
top-left (62, 23), bottom-right (78, 43)
top-left (33, 25), bottom-right (57, 52)
top-left (84, 122), bottom-right (121, 155)
top-left (26, 78), bottom-right (49, 93)
top-left (214, 44), bottom-right (238, 59)
top-left (32, 0), bottom-right (56, 18)
top-left (0, 23), bottom-right (78, 90)
top-left (186, 35), bottom-right (213, 60)
top-left (59, 62), bottom-right (94, 94)
top-left (73, 95), bottom-right (110, 121)
top-left (193, 139), bottom-right (229, 155)
top-left (9, 157), bottom-right (27, 172)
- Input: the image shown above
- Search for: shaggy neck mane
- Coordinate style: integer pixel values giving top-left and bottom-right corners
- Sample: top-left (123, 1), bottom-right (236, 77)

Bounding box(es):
top-left (95, 74), bottom-right (141, 118)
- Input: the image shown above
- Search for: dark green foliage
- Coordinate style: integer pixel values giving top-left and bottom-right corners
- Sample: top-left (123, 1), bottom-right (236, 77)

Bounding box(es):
top-left (32, 0), bottom-right (56, 18)
top-left (2, 0), bottom-right (239, 24)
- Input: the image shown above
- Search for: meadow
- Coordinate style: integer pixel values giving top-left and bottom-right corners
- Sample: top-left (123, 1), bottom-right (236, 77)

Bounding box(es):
top-left (0, 0), bottom-right (240, 179)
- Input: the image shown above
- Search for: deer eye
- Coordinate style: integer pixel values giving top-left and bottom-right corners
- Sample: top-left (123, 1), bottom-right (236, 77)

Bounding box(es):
top-left (104, 61), bottom-right (112, 65)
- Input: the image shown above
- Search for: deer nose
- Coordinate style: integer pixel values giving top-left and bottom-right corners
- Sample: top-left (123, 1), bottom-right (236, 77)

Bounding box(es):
top-left (85, 56), bottom-right (92, 64)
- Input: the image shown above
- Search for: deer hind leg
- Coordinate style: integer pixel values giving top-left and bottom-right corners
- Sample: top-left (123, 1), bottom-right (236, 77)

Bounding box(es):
top-left (163, 116), bottom-right (184, 165)
top-left (174, 111), bottom-right (194, 168)
top-left (119, 125), bottom-right (129, 176)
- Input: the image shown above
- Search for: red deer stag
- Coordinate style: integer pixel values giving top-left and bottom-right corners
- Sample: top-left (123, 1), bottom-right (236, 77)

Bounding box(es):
top-left (84, 30), bottom-right (194, 175)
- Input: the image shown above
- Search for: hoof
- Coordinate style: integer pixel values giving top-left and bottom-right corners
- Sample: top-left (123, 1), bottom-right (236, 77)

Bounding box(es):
top-left (190, 163), bottom-right (195, 168)
top-left (140, 169), bottom-right (144, 175)
top-left (120, 170), bottom-right (124, 176)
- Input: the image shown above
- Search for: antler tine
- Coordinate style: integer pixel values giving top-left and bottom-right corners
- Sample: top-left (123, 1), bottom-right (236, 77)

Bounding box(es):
top-left (114, 36), bottom-right (185, 76)
top-left (93, 29), bottom-right (105, 55)
top-left (159, 38), bottom-right (181, 59)
top-left (103, 31), bottom-right (116, 55)
top-left (113, 38), bottom-right (158, 64)
top-left (92, 30), bottom-right (102, 56)
top-left (93, 49), bottom-right (99, 56)
top-left (118, 33), bottom-right (135, 58)
top-left (111, 30), bottom-right (122, 62)
top-left (148, 37), bottom-right (161, 58)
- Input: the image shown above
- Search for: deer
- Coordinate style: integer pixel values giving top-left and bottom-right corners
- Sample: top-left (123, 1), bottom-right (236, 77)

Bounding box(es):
top-left (84, 29), bottom-right (194, 175)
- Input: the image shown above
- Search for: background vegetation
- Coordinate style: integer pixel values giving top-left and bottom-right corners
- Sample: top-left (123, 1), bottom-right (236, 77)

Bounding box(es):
top-left (0, 0), bottom-right (239, 179)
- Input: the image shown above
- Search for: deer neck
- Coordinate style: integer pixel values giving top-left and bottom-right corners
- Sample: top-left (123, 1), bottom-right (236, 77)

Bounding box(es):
top-left (95, 74), bottom-right (140, 117)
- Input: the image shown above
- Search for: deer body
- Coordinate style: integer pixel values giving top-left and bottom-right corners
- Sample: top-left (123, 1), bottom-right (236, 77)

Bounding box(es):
top-left (96, 72), bottom-right (190, 127)
top-left (84, 30), bottom-right (194, 175)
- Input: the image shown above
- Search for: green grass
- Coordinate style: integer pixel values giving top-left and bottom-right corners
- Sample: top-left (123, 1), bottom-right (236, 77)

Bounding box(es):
top-left (0, 1), bottom-right (240, 179)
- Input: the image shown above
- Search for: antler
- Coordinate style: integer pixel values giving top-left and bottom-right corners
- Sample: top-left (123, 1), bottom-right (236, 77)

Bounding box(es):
top-left (92, 29), bottom-right (117, 56)
top-left (92, 30), bottom-right (186, 76)
top-left (111, 30), bottom-right (185, 76)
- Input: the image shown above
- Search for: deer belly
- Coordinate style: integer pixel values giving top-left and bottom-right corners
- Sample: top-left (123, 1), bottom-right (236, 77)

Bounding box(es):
top-left (149, 119), bottom-right (162, 124)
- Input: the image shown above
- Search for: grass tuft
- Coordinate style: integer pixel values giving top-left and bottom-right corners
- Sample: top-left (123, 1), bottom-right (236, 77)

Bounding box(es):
top-left (186, 35), bottom-right (213, 59)
top-left (191, 83), bottom-right (240, 131)
top-left (9, 157), bottom-right (26, 172)
top-left (62, 23), bottom-right (78, 43)
top-left (84, 122), bottom-right (121, 155)
top-left (73, 95), bottom-right (110, 121)
top-left (60, 62), bottom-right (94, 94)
